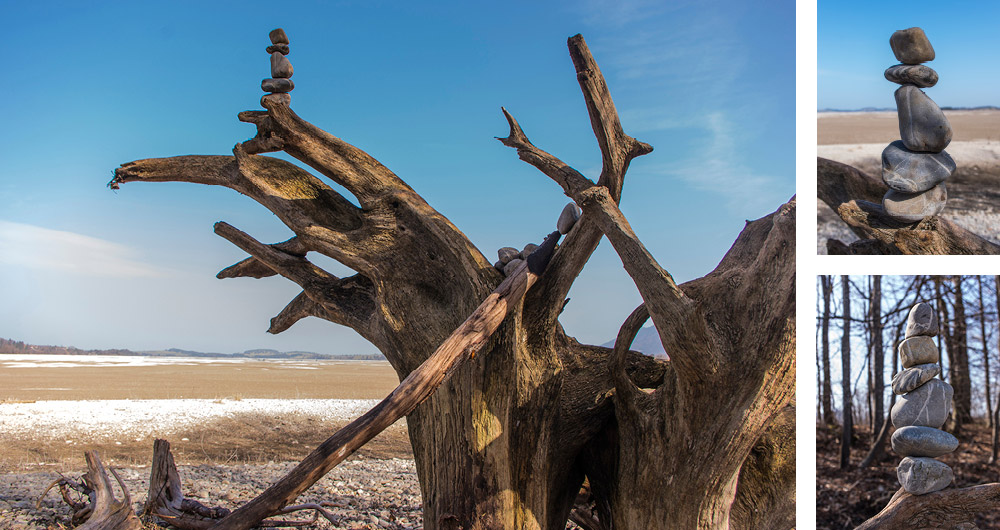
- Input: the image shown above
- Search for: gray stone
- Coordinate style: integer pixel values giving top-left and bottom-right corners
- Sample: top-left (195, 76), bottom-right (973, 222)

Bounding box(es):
top-left (884, 64), bottom-right (938, 88)
top-left (267, 44), bottom-right (290, 55)
top-left (897, 336), bottom-right (940, 368)
top-left (896, 85), bottom-right (952, 152)
top-left (906, 302), bottom-right (939, 338)
top-left (883, 183), bottom-right (947, 223)
top-left (498, 247), bottom-right (519, 264)
top-left (890, 28), bottom-right (935, 64)
top-left (271, 52), bottom-right (293, 78)
top-left (892, 426), bottom-right (959, 457)
top-left (557, 203), bottom-right (581, 234)
top-left (897, 456), bottom-right (953, 495)
top-left (891, 378), bottom-right (953, 429)
top-left (262, 78), bottom-right (294, 93)
top-left (520, 243), bottom-right (538, 259)
top-left (881, 141), bottom-right (955, 193)
top-left (503, 258), bottom-right (524, 276)
top-left (494, 260), bottom-right (504, 271)
top-left (261, 93), bottom-right (291, 107)
top-left (269, 28), bottom-right (289, 45)
top-left (892, 363), bottom-right (941, 395)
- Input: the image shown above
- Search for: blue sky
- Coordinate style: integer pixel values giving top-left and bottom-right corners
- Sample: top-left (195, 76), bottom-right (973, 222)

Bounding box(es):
top-left (0, 0), bottom-right (794, 356)
top-left (819, 0), bottom-right (1000, 110)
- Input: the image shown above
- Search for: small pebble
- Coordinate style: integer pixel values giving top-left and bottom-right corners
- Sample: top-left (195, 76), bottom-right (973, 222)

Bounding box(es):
top-left (498, 247), bottom-right (519, 264)
top-left (890, 27), bottom-right (935, 65)
top-left (883, 182), bottom-right (947, 223)
top-left (269, 28), bottom-right (289, 45)
top-left (897, 336), bottom-right (940, 368)
top-left (262, 78), bottom-right (294, 93)
top-left (271, 52), bottom-right (293, 78)
top-left (884, 64), bottom-right (938, 88)
top-left (520, 243), bottom-right (538, 259)
top-left (905, 302), bottom-right (939, 339)
top-left (503, 258), bottom-right (524, 276)
top-left (267, 44), bottom-right (290, 55)
top-left (897, 456), bottom-right (953, 495)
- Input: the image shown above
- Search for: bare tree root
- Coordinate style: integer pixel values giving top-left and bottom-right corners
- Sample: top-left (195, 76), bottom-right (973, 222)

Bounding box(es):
top-left (41, 451), bottom-right (145, 530)
top-left (818, 157), bottom-right (1000, 254)
top-left (856, 483), bottom-right (1000, 529)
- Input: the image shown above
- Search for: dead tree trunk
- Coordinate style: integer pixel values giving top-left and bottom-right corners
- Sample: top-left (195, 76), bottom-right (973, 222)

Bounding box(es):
top-left (978, 276), bottom-right (993, 431)
top-left (871, 276), bottom-right (884, 436)
top-left (821, 275), bottom-right (835, 425)
top-left (111, 31), bottom-right (794, 530)
top-left (994, 275), bottom-right (1000, 465)
top-left (951, 276), bottom-right (972, 432)
top-left (841, 275), bottom-right (853, 470)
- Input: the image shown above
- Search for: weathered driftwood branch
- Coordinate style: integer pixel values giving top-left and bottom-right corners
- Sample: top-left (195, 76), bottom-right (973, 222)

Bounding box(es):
top-left (856, 483), bottom-right (1000, 529)
top-left (57, 452), bottom-right (144, 530)
top-left (818, 157), bottom-right (1000, 254)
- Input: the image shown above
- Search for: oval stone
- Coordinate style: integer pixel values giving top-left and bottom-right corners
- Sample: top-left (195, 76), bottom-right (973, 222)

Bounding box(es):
top-left (269, 28), bottom-right (289, 45)
top-left (261, 78), bottom-right (294, 93)
top-left (905, 302), bottom-right (939, 338)
top-left (520, 243), bottom-right (538, 260)
top-left (557, 203), bottom-right (581, 234)
top-left (882, 141), bottom-right (955, 193)
top-left (890, 28), bottom-right (935, 65)
top-left (898, 457), bottom-right (953, 495)
top-left (270, 52), bottom-right (293, 78)
top-left (498, 247), bottom-right (519, 264)
top-left (883, 183), bottom-right (947, 223)
top-left (897, 336), bottom-right (939, 368)
top-left (896, 85), bottom-right (952, 153)
top-left (891, 378), bottom-right (953, 429)
top-left (885, 64), bottom-right (938, 88)
top-left (892, 363), bottom-right (941, 395)
top-left (267, 44), bottom-right (290, 55)
top-left (892, 426), bottom-right (958, 457)
top-left (503, 258), bottom-right (524, 277)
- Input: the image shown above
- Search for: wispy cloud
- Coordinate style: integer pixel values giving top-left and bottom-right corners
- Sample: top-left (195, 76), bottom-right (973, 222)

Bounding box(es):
top-left (0, 220), bottom-right (165, 277)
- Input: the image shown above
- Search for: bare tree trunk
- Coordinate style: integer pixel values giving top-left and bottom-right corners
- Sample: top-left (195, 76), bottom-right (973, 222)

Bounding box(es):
top-left (993, 275), bottom-right (1000, 464)
top-left (822, 276), bottom-right (835, 425)
top-left (871, 276), bottom-right (884, 436)
top-left (979, 276), bottom-right (993, 431)
top-left (951, 276), bottom-right (972, 433)
top-left (841, 275), bottom-right (853, 470)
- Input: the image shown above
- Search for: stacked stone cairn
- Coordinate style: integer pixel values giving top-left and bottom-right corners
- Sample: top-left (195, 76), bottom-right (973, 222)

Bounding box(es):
top-left (881, 28), bottom-right (955, 223)
top-left (495, 203), bottom-right (580, 277)
top-left (890, 302), bottom-right (958, 495)
top-left (262, 28), bottom-right (294, 105)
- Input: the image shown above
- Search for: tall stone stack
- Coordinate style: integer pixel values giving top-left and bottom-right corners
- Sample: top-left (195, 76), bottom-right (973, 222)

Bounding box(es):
top-left (890, 303), bottom-right (958, 495)
top-left (262, 28), bottom-right (294, 105)
top-left (881, 28), bottom-right (955, 223)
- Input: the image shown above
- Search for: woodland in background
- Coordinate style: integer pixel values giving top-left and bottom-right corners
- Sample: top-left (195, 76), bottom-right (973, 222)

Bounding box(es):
top-left (816, 275), bottom-right (1000, 529)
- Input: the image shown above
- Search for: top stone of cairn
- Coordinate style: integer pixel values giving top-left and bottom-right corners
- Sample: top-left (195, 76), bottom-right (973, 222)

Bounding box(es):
top-left (890, 28), bottom-right (935, 64)
top-left (905, 302), bottom-right (938, 338)
top-left (269, 28), bottom-right (289, 45)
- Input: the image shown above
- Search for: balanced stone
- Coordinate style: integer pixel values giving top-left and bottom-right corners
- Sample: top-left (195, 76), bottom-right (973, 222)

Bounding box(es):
top-left (493, 260), bottom-right (504, 271)
top-left (881, 141), bottom-right (955, 193)
top-left (520, 243), bottom-right (538, 259)
top-left (892, 426), bottom-right (959, 457)
top-left (892, 363), bottom-right (941, 395)
top-left (498, 247), bottom-right (519, 264)
top-left (895, 85), bottom-right (952, 153)
top-left (898, 456), bottom-right (953, 495)
top-left (557, 203), bottom-right (581, 234)
top-left (267, 44), bottom-right (290, 55)
top-left (261, 93), bottom-right (290, 107)
top-left (262, 78), bottom-right (294, 93)
top-left (271, 52), bottom-right (293, 78)
top-left (884, 64), bottom-right (938, 88)
top-left (269, 28), bottom-right (289, 45)
top-left (883, 183), bottom-right (947, 223)
top-left (905, 302), bottom-right (939, 338)
top-left (890, 28), bottom-right (935, 65)
top-left (891, 378), bottom-right (953, 429)
top-left (898, 336), bottom-right (940, 367)
top-left (503, 258), bottom-right (524, 276)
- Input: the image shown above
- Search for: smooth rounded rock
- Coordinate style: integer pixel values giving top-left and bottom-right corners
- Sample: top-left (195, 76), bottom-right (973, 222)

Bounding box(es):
top-left (520, 243), bottom-right (538, 260)
top-left (498, 247), bottom-right (519, 264)
top-left (891, 378), bottom-right (953, 429)
top-left (898, 457), bottom-right (953, 495)
top-left (271, 52), bottom-right (293, 78)
top-left (906, 302), bottom-right (939, 339)
top-left (885, 64), bottom-right (938, 88)
top-left (896, 85), bottom-right (952, 153)
top-left (267, 44), bottom-right (290, 55)
top-left (503, 258), bottom-right (524, 276)
top-left (890, 28), bottom-right (935, 64)
top-left (881, 141), bottom-right (955, 193)
top-left (557, 203), bottom-right (581, 234)
top-left (883, 183), bottom-right (947, 223)
top-left (898, 336), bottom-right (940, 368)
top-left (262, 78), bottom-right (294, 93)
top-left (892, 363), bottom-right (941, 395)
top-left (892, 426), bottom-right (958, 457)
top-left (269, 28), bottom-right (289, 45)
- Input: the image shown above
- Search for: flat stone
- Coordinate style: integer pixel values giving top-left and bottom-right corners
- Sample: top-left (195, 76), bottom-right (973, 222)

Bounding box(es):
top-left (891, 378), bottom-right (953, 429)
top-left (896, 85), bottom-right (952, 152)
top-left (262, 78), bottom-right (294, 93)
top-left (271, 52), bottom-right (293, 78)
top-left (269, 28), bottom-right (289, 45)
top-left (520, 243), bottom-right (538, 260)
top-left (883, 183), bottom-right (947, 223)
top-left (897, 336), bottom-right (940, 368)
top-left (892, 363), bottom-right (941, 395)
top-left (892, 426), bottom-right (958, 457)
top-left (897, 456), bottom-right (953, 495)
top-left (267, 44), bottom-right (290, 55)
top-left (885, 64), bottom-right (938, 88)
top-left (557, 203), bottom-right (581, 234)
top-left (906, 302), bottom-right (939, 338)
top-left (881, 141), bottom-right (955, 193)
top-left (890, 28), bottom-right (935, 64)
top-left (503, 258), bottom-right (524, 276)
top-left (498, 247), bottom-right (519, 264)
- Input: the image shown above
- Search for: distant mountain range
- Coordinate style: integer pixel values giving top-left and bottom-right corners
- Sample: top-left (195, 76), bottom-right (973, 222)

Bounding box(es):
top-left (599, 326), bottom-right (667, 359)
top-left (0, 338), bottom-right (384, 361)
top-left (819, 105), bottom-right (1000, 112)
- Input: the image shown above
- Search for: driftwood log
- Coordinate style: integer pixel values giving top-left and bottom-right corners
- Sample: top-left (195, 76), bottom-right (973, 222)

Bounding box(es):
top-left (817, 157), bottom-right (1000, 254)
top-left (38, 452), bottom-right (143, 530)
top-left (856, 484), bottom-right (1000, 529)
